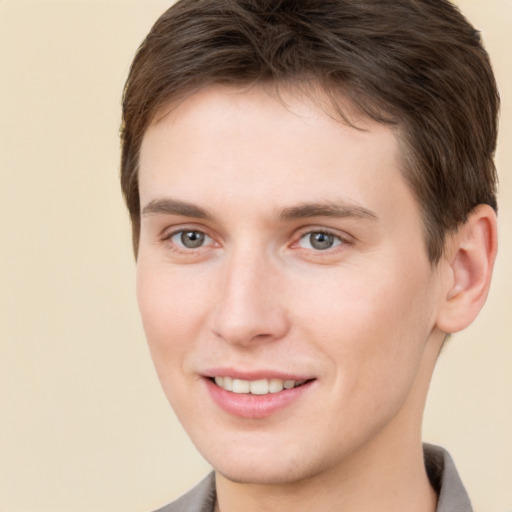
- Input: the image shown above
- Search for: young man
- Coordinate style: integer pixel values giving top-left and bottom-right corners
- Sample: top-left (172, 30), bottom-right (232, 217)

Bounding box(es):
top-left (120, 1), bottom-right (499, 511)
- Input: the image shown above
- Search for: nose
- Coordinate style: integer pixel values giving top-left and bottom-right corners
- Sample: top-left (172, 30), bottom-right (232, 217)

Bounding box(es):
top-left (211, 248), bottom-right (290, 346)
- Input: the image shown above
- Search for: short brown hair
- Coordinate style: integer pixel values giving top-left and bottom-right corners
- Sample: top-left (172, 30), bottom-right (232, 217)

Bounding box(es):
top-left (121, 0), bottom-right (499, 261)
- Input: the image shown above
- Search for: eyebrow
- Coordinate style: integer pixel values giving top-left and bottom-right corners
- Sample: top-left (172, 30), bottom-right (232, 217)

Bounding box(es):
top-left (141, 198), bottom-right (211, 219)
top-left (141, 197), bottom-right (378, 223)
top-left (278, 201), bottom-right (378, 221)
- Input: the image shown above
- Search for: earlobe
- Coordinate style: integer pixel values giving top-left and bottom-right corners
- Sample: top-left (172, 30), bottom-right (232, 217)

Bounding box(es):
top-left (436, 204), bottom-right (498, 334)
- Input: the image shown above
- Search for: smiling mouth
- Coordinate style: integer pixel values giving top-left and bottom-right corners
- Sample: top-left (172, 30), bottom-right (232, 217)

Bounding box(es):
top-left (211, 376), bottom-right (311, 395)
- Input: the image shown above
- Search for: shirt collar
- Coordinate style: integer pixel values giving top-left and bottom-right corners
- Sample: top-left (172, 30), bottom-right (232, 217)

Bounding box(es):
top-left (424, 443), bottom-right (473, 512)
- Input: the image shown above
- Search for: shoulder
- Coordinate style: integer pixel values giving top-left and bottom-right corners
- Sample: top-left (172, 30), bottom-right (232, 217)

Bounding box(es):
top-left (152, 472), bottom-right (216, 512)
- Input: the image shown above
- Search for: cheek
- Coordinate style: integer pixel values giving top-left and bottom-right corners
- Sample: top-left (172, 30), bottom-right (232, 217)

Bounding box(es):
top-left (293, 261), bottom-right (436, 392)
top-left (135, 260), bottom-right (215, 416)
top-left (136, 261), bottom-right (210, 364)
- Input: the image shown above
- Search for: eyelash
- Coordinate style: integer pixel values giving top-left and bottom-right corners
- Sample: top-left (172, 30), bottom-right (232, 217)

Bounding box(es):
top-left (294, 229), bottom-right (349, 252)
top-left (162, 227), bottom-right (350, 255)
top-left (163, 228), bottom-right (215, 252)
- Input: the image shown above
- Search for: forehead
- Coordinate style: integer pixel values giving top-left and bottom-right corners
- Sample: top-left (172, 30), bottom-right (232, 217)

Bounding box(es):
top-left (138, 84), bottom-right (418, 231)
top-left (147, 81), bottom-right (392, 149)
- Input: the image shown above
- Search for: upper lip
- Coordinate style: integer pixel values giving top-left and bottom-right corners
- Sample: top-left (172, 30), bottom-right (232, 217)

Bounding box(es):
top-left (202, 368), bottom-right (315, 381)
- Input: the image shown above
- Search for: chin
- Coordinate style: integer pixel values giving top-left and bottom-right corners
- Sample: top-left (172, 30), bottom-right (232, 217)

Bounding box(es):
top-left (190, 429), bottom-right (304, 483)
top-left (202, 441), bottom-right (328, 486)
top-left (214, 461), bottom-right (310, 486)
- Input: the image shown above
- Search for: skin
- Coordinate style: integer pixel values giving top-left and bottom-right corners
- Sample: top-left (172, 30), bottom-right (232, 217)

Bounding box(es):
top-left (136, 84), bottom-right (496, 512)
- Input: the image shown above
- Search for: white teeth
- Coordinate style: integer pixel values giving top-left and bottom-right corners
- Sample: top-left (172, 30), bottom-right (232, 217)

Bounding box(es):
top-left (268, 378), bottom-right (284, 393)
top-left (283, 379), bottom-right (295, 389)
top-left (214, 377), bottom-right (306, 394)
top-left (232, 379), bottom-right (250, 394)
top-left (249, 379), bottom-right (269, 395)
top-left (223, 376), bottom-right (233, 391)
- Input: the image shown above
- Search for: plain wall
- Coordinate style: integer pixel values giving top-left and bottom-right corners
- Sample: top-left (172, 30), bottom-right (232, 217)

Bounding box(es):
top-left (0, 1), bottom-right (510, 511)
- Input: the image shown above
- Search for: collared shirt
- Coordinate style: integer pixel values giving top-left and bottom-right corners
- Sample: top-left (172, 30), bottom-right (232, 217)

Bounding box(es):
top-left (153, 444), bottom-right (472, 512)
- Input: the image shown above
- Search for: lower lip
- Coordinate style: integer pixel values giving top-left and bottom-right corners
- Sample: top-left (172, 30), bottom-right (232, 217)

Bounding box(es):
top-left (204, 378), bottom-right (314, 419)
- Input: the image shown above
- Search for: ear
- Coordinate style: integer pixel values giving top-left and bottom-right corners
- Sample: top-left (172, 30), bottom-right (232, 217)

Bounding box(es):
top-left (435, 204), bottom-right (498, 334)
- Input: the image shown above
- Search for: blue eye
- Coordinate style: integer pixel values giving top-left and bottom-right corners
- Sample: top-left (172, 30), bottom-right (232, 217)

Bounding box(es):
top-left (170, 230), bottom-right (212, 249)
top-left (298, 231), bottom-right (343, 251)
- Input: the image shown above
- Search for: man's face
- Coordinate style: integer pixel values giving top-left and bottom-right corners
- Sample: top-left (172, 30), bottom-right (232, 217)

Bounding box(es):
top-left (137, 85), bottom-right (446, 485)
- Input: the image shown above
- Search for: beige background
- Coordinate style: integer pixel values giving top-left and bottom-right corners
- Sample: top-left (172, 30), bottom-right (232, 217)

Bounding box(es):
top-left (0, 1), bottom-right (510, 511)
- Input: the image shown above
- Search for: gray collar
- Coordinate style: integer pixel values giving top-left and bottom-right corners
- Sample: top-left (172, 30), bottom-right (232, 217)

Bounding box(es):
top-left (424, 443), bottom-right (473, 512)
